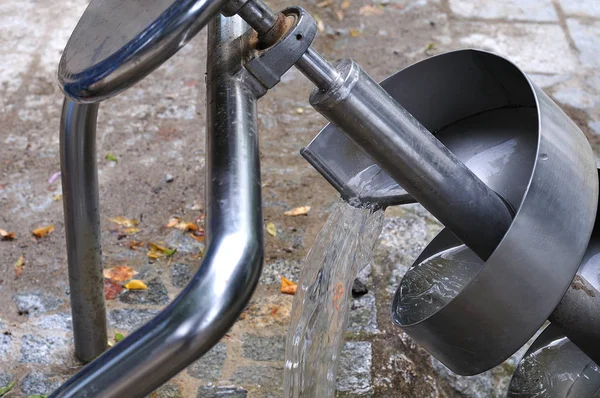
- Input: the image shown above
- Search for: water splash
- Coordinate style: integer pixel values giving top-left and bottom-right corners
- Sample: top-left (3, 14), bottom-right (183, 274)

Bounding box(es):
top-left (283, 200), bottom-right (384, 397)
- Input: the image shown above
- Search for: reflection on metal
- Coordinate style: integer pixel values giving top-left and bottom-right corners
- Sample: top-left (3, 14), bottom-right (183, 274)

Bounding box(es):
top-left (385, 50), bottom-right (597, 375)
top-left (59, 0), bottom-right (229, 102)
top-left (51, 15), bottom-right (263, 398)
top-left (509, 192), bottom-right (600, 397)
top-left (509, 325), bottom-right (600, 398)
top-left (60, 100), bottom-right (107, 363)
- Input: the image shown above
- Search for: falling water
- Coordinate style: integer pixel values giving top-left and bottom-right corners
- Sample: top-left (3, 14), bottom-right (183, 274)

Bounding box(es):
top-left (283, 200), bottom-right (385, 397)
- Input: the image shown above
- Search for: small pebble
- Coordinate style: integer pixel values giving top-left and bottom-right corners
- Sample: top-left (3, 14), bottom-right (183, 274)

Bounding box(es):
top-left (352, 278), bottom-right (368, 298)
top-left (166, 174), bottom-right (174, 183)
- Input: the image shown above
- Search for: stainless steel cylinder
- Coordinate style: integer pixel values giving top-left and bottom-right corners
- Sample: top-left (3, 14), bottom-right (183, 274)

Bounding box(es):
top-left (60, 99), bottom-right (108, 363)
top-left (383, 50), bottom-right (598, 375)
top-left (309, 59), bottom-right (514, 260)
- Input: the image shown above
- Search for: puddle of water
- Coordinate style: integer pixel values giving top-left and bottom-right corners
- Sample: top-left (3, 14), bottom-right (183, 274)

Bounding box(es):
top-left (283, 200), bottom-right (384, 397)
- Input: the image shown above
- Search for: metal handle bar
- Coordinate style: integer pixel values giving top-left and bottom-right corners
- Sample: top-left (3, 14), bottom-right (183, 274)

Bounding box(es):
top-left (51, 15), bottom-right (263, 397)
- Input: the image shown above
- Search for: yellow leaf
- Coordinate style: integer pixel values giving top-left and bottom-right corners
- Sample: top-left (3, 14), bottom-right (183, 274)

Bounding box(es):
top-left (296, 107), bottom-right (304, 114)
top-left (147, 242), bottom-right (177, 259)
top-left (103, 265), bottom-right (137, 282)
top-left (0, 229), bottom-right (16, 240)
top-left (281, 277), bottom-right (298, 295)
top-left (284, 206), bottom-right (311, 217)
top-left (341, 0), bottom-right (350, 9)
top-left (32, 225), bottom-right (54, 238)
top-left (53, 194), bottom-right (63, 201)
top-left (266, 222), bottom-right (277, 237)
top-left (125, 280), bottom-right (148, 290)
top-left (14, 254), bottom-right (25, 278)
top-left (109, 216), bottom-right (139, 228)
top-left (128, 240), bottom-right (144, 250)
top-left (123, 227), bottom-right (139, 235)
top-left (350, 29), bottom-right (360, 37)
top-left (317, 0), bottom-right (332, 7)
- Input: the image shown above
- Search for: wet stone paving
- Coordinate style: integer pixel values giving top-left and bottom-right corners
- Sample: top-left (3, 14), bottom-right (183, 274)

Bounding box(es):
top-left (1, 0), bottom-right (599, 397)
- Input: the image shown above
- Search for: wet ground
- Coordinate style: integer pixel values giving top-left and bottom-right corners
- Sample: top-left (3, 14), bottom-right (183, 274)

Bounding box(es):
top-left (1, 0), bottom-right (599, 396)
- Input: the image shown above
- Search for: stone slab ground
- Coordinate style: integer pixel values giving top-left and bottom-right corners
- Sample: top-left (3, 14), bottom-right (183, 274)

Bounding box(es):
top-left (0, 0), bottom-right (599, 396)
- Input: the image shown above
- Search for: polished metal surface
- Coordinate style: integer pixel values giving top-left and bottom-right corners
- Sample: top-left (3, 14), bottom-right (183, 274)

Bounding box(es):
top-left (51, 15), bottom-right (264, 397)
top-left (386, 50), bottom-right (597, 375)
top-left (59, 0), bottom-right (229, 102)
top-left (60, 100), bottom-right (107, 363)
top-left (308, 58), bottom-right (514, 260)
top-left (295, 47), bottom-right (342, 90)
top-left (509, 195), bottom-right (600, 397)
top-left (508, 325), bottom-right (600, 398)
top-left (245, 7), bottom-right (317, 89)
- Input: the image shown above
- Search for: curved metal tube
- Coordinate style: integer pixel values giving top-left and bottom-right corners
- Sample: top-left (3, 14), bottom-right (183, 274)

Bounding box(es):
top-left (51, 15), bottom-right (263, 397)
top-left (60, 100), bottom-right (107, 362)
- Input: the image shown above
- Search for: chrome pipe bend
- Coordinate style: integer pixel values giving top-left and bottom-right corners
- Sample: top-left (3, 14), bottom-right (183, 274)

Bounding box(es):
top-left (52, 15), bottom-right (263, 398)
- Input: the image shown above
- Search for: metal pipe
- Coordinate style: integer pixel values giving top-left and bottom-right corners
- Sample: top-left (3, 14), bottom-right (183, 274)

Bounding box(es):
top-left (295, 48), bottom-right (341, 91)
top-left (50, 14), bottom-right (263, 397)
top-left (60, 100), bottom-right (108, 363)
top-left (550, 276), bottom-right (600, 365)
top-left (309, 60), bottom-right (513, 260)
top-left (236, 0), bottom-right (278, 36)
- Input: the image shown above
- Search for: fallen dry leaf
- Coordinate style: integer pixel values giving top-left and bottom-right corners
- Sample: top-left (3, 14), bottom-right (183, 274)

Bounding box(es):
top-left (315, 15), bottom-right (325, 32)
top-left (166, 217), bottom-right (199, 231)
top-left (32, 225), bottom-right (54, 238)
top-left (123, 227), bottom-right (139, 235)
top-left (103, 265), bottom-right (137, 282)
top-left (341, 0), bottom-right (350, 9)
top-left (266, 222), bottom-right (277, 237)
top-left (359, 4), bottom-right (384, 16)
top-left (284, 206), bottom-right (311, 217)
top-left (125, 280), bottom-right (148, 290)
top-left (53, 194), bottom-right (63, 202)
top-left (317, 0), bottom-right (332, 7)
top-left (165, 217), bottom-right (180, 228)
top-left (281, 277), bottom-right (297, 295)
top-left (0, 229), bottom-right (16, 240)
top-left (14, 254), bottom-right (25, 278)
top-left (349, 29), bottom-right (360, 37)
top-left (147, 242), bottom-right (177, 259)
top-left (109, 216), bottom-right (139, 228)
top-left (189, 229), bottom-right (205, 242)
top-left (335, 9), bottom-right (344, 21)
top-left (128, 240), bottom-right (144, 250)
top-left (104, 278), bottom-right (123, 300)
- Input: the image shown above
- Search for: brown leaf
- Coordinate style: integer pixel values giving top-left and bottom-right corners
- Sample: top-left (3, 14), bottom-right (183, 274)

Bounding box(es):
top-left (32, 225), bottom-right (54, 238)
top-left (14, 254), bottom-right (25, 278)
top-left (125, 280), bottom-right (148, 290)
top-left (284, 206), bottom-right (311, 217)
top-left (281, 277), bottom-right (298, 295)
top-left (359, 4), bottom-right (384, 16)
top-left (0, 229), bottom-right (16, 240)
top-left (341, 0), bottom-right (351, 9)
top-left (317, 0), bottom-right (332, 7)
top-left (109, 216), bottom-right (139, 228)
top-left (189, 229), bottom-right (205, 242)
top-left (104, 278), bottom-right (123, 300)
top-left (103, 265), bottom-right (137, 282)
top-left (335, 9), bottom-right (344, 21)
top-left (128, 240), bottom-right (144, 250)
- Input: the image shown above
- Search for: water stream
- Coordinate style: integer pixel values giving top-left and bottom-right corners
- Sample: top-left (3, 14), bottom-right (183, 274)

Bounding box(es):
top-left (283, 200), bottom-right (385, 397)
